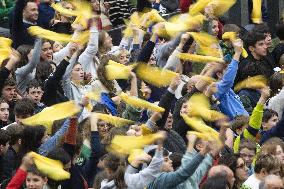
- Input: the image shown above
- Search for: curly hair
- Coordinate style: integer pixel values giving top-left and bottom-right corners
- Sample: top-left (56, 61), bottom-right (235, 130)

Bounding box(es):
top-left (97, 54), bottom-right (119, 94)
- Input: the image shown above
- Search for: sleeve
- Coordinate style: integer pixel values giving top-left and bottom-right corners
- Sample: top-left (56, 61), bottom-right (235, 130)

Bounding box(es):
top-left (163, 48), bottom-right (181, 71)
top-left (15, 39), bottom-right (42, 77)
top-left (6, 169), bottom-right (27, 189)
top-left (243, 103), bottom-right (264, 140)
top-left (43, 59), bottom-right (70, 104)
top-left (124, 149), bottom-right (164, 188)
top-left (182, 150), bottom-right (213, 185)
top-left (215, 59), bottom-right (238, 99)
top-left (82, 131), bottom-right (101, 186)
top-left (11, 0), bottom-right (25, 48)
top-left (150, 153), bottom-right (204, 188)
top-left (156, 33), bottom-right (182, 68)
top-left (261, 108), bottom-right (284, 144)
top-left (78, 26), bottom-right (99, 67)
top-left (38, 119), bottom-right (71, 156)
top-left (137, 40), bottom-right (156, 63)
top-left (156, 89), bottom-right (176, 129)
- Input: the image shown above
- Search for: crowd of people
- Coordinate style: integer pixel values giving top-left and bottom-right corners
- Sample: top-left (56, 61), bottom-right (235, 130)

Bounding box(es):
top-left (0, 0), bottom-right (284, 189)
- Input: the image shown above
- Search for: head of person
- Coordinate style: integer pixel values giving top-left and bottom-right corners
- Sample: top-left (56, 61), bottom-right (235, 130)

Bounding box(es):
top-left (231, 115), bottom-right (249, 136)
top-left (116, 49), bottom-right (130, 65)
top-left (41, 40), bottom-right (53, 62)
top-left (23, 1), bottom-right (38, 23)
top-left (259, 174), bottom-right (284, 189)
top-left (148, 147), bottom-right (173, 172)
top-left (208, 165), bottom-right (235, 188)
top-left (97, 55), bottom-right (119, 94)
top-left (97, 119), bottom-right (113, 139)
top-left (202, 173), bottom-right (231, 189)
top-left (1, 78), bottom-right (16, 102)
top-left (245, 32), bottom-right (267, 59)
top-left (0, 98), bottom-right (9, 123)
top-left (6, 124), bottom-right (23, 151)
top-left (169, 152), bottom-right (182, 171)
top-left (47, 148), bottom-right (72, 171)
top-left (35, 61), bottom-right (53, 84)
top-left (269, 72), bottom-right (284, 97)
top-left (26, 165), bottom-right (48, 189)
top-left (262, 109), bottom-right (279, 131)
top-left (16, 44), bottom-right (33, 69)
top-left (254, 154), bottom-right (281, 179)
top-left (53, 1), bottom-right (74, 22)
top-left (0, 129), bottom-right (10, 155)
top-left (239, 139), bottom-right (257, 167)
top-left (103, 153), bottom-right (126, 188)
top-left (219, 153), bottom-right (248, 185)
top-left (26, 80), bottom-right (44, 104)
top-left (211, 19), bottom-right (220, 37)
top-left (51, 41), bottom-right (63, 53)
top-left (14, 98), bottom-right (35, 124)
top-left (252, 24), bottom-right (272, 48)
top-left (70, 63), bottom-right (84, 84)
top-left (21, 125), bottom-right (47, 154)
top-left (260, 137), bottom-right (284, 164)
top-left (99, 31), bottom-right (113, 54)
top-left (90, 0), bottom-right (100, 12)
top-left (276, 24), bottom-right (284, 41)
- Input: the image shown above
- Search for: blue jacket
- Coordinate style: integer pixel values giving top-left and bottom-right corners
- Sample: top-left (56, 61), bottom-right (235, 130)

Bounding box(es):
top-left (214, 59), bottom-right (248, 120)
top-left (260, 109), bottom-right (284, 144)
top-left (37, 3), bottom-right (54, 29)
top-left (146, 153), bottom-right (205, 189)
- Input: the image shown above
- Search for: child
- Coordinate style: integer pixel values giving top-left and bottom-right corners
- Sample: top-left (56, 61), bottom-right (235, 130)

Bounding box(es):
top-left (6, 153), bottom-right (48, 189)
top-left (262, 109), bottom-right (279, 131)
top-left (26, 80), bottom-right (46, 114)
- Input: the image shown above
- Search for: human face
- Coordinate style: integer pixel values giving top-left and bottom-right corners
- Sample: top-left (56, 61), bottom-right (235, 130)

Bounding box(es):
top-left (235, 157), bottom-right (248, 182)
top-left (264, 33), bottom-right (272, 48)
top-left (251, 40), bottom-right (268, 58)
top-left (119, 52), bottom-right (130, 65)
top-left (148, 55), bottom-right (156, 66)
top-left (41, 42), bottom-right (53, 61)
top-left (180, 102), bottom-right (189, 115)
top-left (26, 173), bottom-right (47, 189)
top-left (239, 148), bottom-right (255, 166)
top-left (91, 0), bottom-right (100, 11)
top-left (52, 42), bottom-right (63, 52)
top-left (104, 33), bottom-right (113, 50)
top-left (28, 87), bottom-right (43, 104)
top-left (16, 114), bottom-right (32, 125)
top-left (0, 141), bottom-right (9, 155)
top-left (0, 102), bottom-right (9, 122)
top-left (211, 20), bottom-right (219, 37)
top-left (127, 125), bottom-right (142, 136)
top-left (161, 155), bottom-right (173, 172)
top-left (71, 64), bottom-right (84, 82)
top-left (262, 115), bottom-right (279, 131)
top-left (165, 113), bottom-right (173, 130)
top-left (23, 2), bottom-right (38, 22)
top-left (140, 83), bottom-right (152, 99)
top-left (97, 120), bottom-right (111, 138)
top-left (275, 145), bottom-right (284, 163)
top-left (2, 85), bottom-right (15, 102)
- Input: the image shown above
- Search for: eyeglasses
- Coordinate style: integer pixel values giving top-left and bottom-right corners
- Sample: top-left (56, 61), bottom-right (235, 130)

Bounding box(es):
top-left (240, 153), bottom-right (255, 158)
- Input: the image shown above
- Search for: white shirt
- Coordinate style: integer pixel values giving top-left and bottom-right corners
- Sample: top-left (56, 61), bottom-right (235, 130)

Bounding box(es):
top-left (242, 174), bottom-right (261, 189)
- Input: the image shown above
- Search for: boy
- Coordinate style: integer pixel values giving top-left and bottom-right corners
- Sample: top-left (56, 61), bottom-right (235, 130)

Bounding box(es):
top-left (6, 154), bottom-right (48, 189)
top-left (26, 80), bottom-right (46, 114)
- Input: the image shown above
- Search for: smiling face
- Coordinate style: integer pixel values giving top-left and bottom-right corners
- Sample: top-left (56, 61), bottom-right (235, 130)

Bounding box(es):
top-left (23, 2), bottom-right (38, 23)
top-left (235, 157), bottom-right (248, 182)
top-left (41, 42), bottom-right (53, 61)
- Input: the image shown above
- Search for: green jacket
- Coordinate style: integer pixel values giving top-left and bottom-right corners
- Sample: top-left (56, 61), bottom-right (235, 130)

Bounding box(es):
top-left (0, 0), bottom-right (14, 23)
top-left (234, 103), bottom-right (264, 153)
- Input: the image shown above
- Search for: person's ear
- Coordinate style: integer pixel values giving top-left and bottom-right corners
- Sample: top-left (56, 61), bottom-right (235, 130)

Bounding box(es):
top-left (260, 168), bottom-right (268, 177)
top-left (18, 139), bottom-right (22, 145)
top-left (248, 46), bottom-right (254, 53)
top-left (43, 176), bottom-right (48, 184)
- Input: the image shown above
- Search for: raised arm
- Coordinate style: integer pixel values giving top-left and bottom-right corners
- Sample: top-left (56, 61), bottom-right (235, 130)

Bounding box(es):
top-left (11, 0), bottom-right (25, 48)
top-left (15, 39), bottom-right (42, 77)
top-left (215, 39), bottom-right (242, 98)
